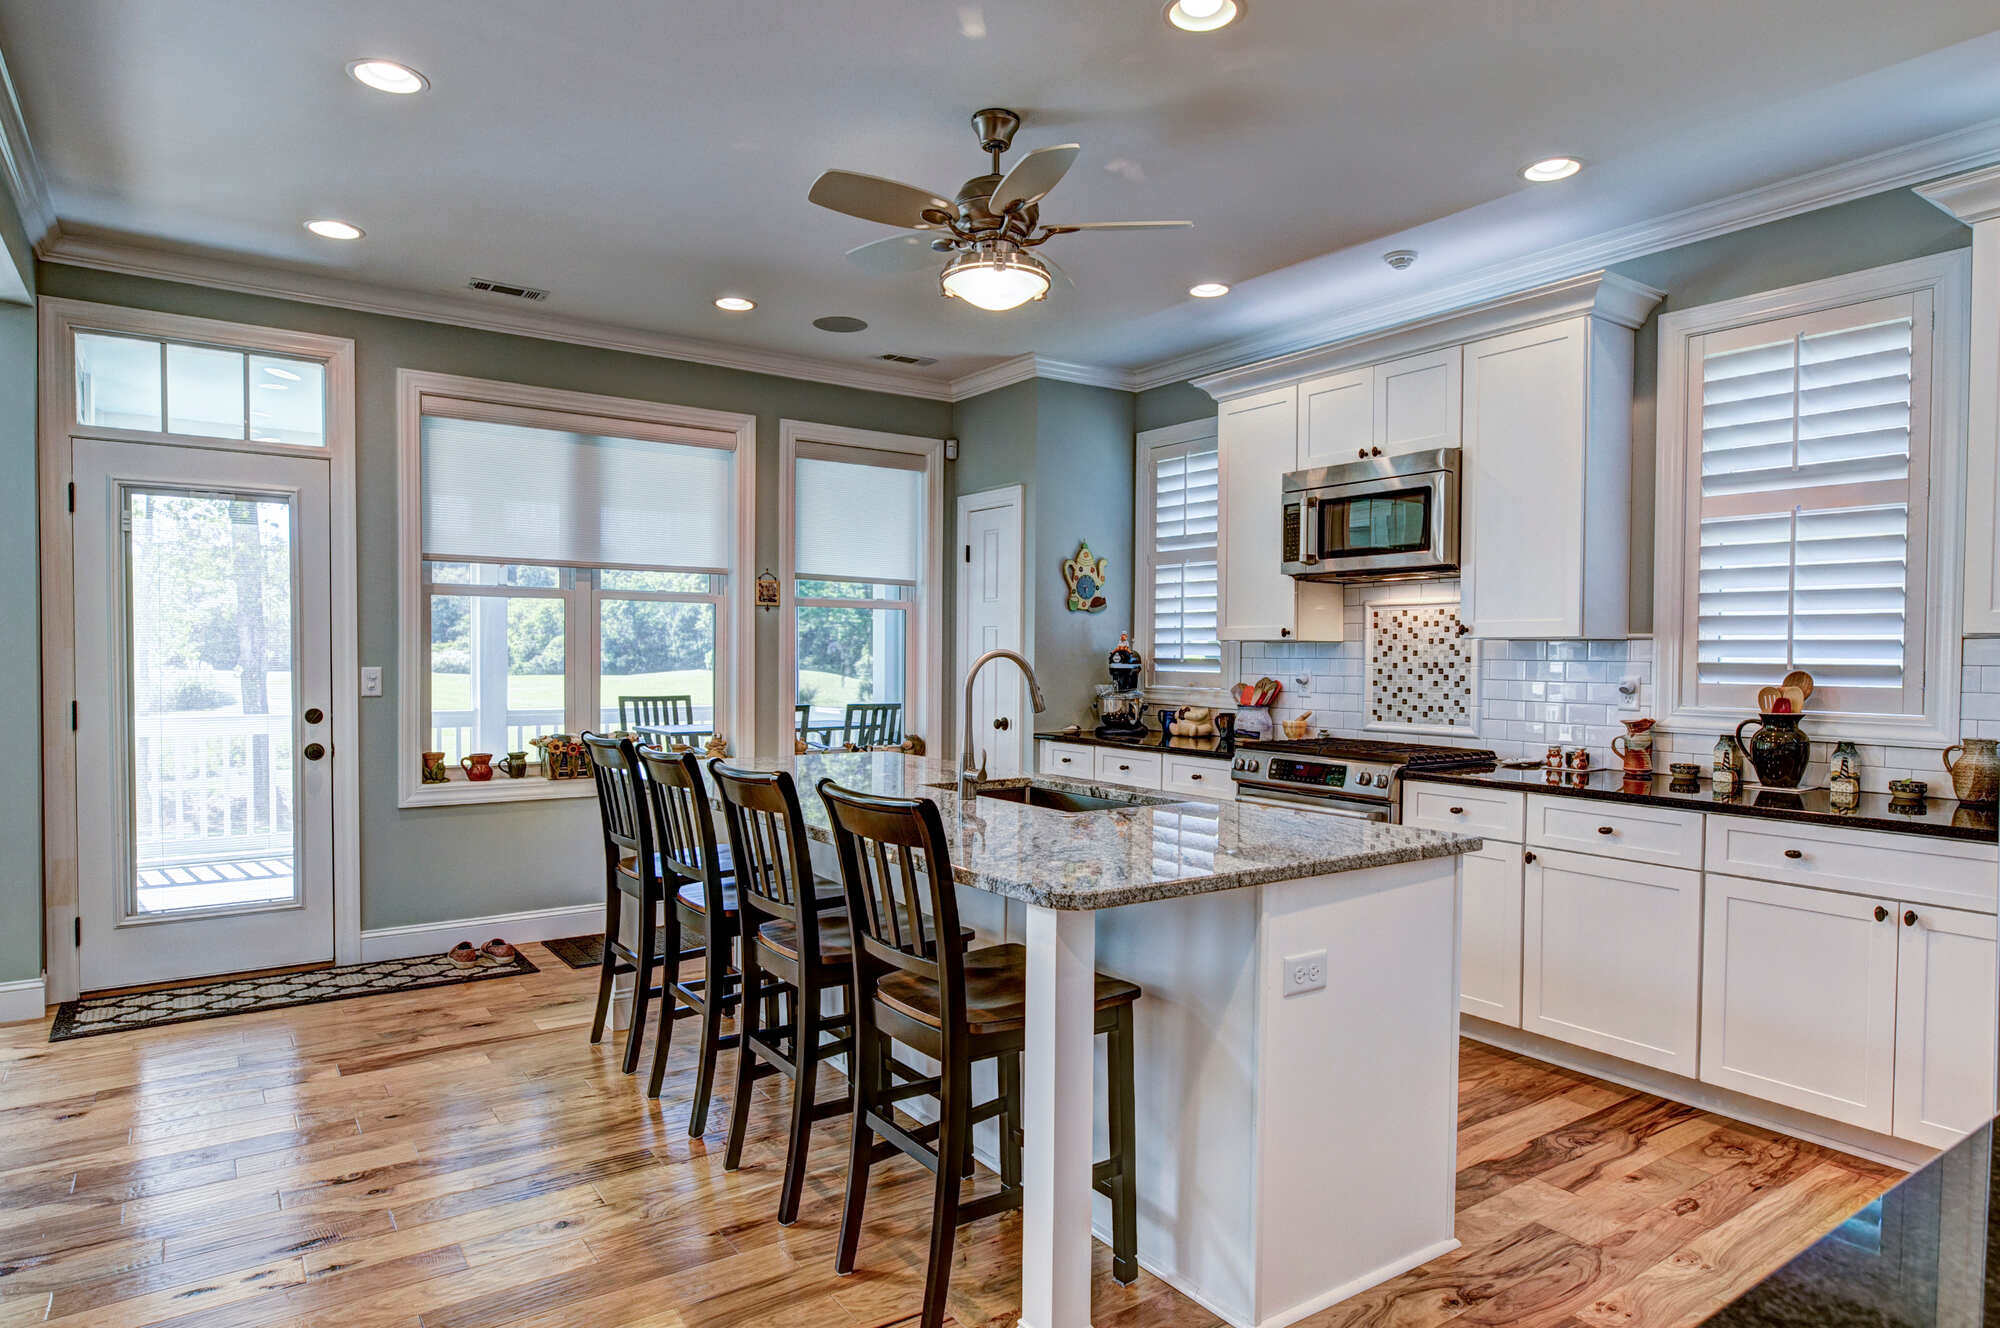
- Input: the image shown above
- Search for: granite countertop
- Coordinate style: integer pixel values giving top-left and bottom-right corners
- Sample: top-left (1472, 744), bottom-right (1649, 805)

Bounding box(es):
top-left (1034, 727), bottom-right (1235, 761)
top-left (1411, 764), bottom-right (2000, 844)
top-left (724, 750), bottom-right (1480, 910)
top-left (1701, 1114), bottom-right (1997, 1324)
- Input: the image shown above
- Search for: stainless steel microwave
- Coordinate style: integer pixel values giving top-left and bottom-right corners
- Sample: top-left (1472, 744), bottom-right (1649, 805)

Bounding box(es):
top-left (1281, 448), bottom-right (1461, 581)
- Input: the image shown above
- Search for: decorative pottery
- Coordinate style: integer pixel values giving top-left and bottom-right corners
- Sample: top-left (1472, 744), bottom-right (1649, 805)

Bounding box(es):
top-left (1280, 712), bottom-right (1315, 740)
top-left (1712, 733), bottom-right (1740, 796)
top-left (1670, 762), bottom-right (1701, 780)
top-left (1734, 713), bottom-right (1810, 789)
top-left (1668, 774), bottom-right (1700, 794)
top-left (1062, 541), bottom-right (1109, 613)
top-left (1610, 718), bottom-right (1656, 775)
top-left (460, 753), bottom-right (495, 782)
top-left (498, 751), bottom-right (528, 779)
top-left (1888, 778), bottom-right (1928, 809)
top-left (421, 750), bottom-right (450, 784)
top-left (1544, 745), bottom-right (1563, 772)
top-left (704, 734), bottom-right (729, 760)
top-left (1942, 738), bottom-right (2000, 807)
top-left (1564, 747), bottom-right (1590, 771)
top-left (1830, 740), bottom-right (1861, 781)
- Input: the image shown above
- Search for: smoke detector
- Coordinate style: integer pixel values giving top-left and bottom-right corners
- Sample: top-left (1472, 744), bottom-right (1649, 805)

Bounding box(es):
top-left (1382, 250), bottom-right (1417, 271)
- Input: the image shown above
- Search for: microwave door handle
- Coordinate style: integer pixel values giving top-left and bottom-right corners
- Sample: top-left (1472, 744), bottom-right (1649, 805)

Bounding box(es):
top-left (1302, 494), bottom-right (1320, 565)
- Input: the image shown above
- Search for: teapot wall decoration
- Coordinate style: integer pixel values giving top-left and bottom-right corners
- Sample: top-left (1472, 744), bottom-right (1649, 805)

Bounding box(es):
top-left (1062, 540), bottom-right (1108, 613)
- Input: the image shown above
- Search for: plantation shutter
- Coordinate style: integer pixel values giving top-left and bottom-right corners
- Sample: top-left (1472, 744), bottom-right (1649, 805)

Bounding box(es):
top-left (1149, 441), bottom-right (1221, 674)
top-left (1691, 292), bottom-right (1930, 713)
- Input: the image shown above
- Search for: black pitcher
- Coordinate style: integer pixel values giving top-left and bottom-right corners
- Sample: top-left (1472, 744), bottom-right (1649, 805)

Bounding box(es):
top-left (1734, 714), bottom-right (1810, 789)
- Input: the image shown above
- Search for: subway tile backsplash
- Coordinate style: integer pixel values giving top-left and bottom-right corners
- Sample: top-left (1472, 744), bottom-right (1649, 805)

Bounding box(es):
top-left (1224, 591), bottom-right (2000, 796)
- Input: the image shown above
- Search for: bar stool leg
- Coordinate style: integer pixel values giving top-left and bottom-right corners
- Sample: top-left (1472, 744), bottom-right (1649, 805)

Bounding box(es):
top-left (777, 988), bottom-right (820, 1225)
top-left (645, 907), bottom-right (684, 1099)
top-left (1109, 1003), bottom-right (1139, 1285)
top-left (589, 888), bottom-right (621, 1045)
top-left (687, 923), bottom-right (728, 1131)
top-left (919, 1054), bottom-right (971, 1328)
top-left (999, 1050), bottom-right (1023, 1191)
top-left (835, 1028), bottom-right (884, 1275)
top-left (722, 948), bottom-right (763, 1171)
top-left (623, 893), bottom-right (657, 1075)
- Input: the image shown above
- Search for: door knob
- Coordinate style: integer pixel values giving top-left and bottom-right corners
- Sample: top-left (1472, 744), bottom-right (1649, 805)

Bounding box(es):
top-left (304, 742), bottom-right (327, 761)
top-left (304, 707), bottom-right (324, 725)
top-left (992, 717), bottom-right (1009, 731)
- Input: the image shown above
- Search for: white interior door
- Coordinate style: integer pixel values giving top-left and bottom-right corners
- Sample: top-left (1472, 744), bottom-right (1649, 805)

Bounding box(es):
top-left (957, 487), bottom-right (1025, 777)
top-left (73, 439), bottom-right (335, 990)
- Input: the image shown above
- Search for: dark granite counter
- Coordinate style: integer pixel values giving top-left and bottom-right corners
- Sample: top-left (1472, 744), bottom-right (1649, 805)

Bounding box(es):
top-left (1411, 765), bottom-right (1999, 844)
top-left (1702, 1117), bottom-right (1996, 1325)
top-left (1034, 727), bottom-right (1235, 762)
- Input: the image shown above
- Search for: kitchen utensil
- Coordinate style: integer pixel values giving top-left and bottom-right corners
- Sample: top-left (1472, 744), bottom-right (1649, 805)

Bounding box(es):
top-left (1756, 685), bottom-right (1782, 713)
top-left (1279, 712), bottom-right (1314, 740)
top-left (1782, 670), bottom-right (1815, 702)
top-left (1779, 684), bottom-right (1806, 712)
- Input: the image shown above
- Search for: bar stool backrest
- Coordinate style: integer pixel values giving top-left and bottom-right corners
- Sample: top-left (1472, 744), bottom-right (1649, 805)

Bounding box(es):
top-left (816, 779), bottom-right (967, 1034)
top-left (583, 732), bottom-right (653, 899)
top-left (710, 763), bottom-right (830, 964)
top-left (636, 746), bottom-right (728, 914)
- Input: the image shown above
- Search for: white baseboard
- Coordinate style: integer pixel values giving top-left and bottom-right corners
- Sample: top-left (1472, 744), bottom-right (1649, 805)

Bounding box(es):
top-left (358, 903), bottom-right (603, 963)
top-left (0, 975), bottom-right (48, 1025)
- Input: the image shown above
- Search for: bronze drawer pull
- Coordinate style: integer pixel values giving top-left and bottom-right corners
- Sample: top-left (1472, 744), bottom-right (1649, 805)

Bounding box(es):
top-left (1597, 825), bottom-right (1614, 835)
top-left (1783, 848), bottom-right (1803, 859)
top-left (1189, 772), bottom-right (1203, 780)
top-left (1905, 910), bottom-right (1919, 927)
top-left (1448, 806), bottom-right (1465, 815)
top-left (1875, 905), bottom-right (1890, 922)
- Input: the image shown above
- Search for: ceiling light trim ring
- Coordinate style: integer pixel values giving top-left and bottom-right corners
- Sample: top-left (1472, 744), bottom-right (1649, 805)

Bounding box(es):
top-left (346, 59), bottom-right (429, 95)
top-left (304, 219), bottom-right (364, 240)
top-left (1165, 0), bottom-right (1241, 32)
top-left (1522, 156), bottom-right (1584, 182)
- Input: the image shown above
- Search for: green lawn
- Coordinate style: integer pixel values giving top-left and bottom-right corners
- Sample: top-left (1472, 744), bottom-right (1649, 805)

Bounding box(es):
top-left (428, 669), bottom-right (878, 713)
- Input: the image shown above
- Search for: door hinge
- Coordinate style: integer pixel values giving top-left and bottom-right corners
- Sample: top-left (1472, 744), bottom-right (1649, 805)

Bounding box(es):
top-left (74, 917), bottom-right (81, 947)
top-left (963, 544), bottom-right (970, 563)
top-left (70, 701), bottom-right (77, 731)
top-left (66, 482), bottom-right (74, 513)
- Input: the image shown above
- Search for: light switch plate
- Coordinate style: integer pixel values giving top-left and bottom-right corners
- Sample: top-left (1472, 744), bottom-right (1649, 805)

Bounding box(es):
top-left (360, 666), bottom-right (383, 698)
top-left (1283, 949), bottom-right (1327, 997)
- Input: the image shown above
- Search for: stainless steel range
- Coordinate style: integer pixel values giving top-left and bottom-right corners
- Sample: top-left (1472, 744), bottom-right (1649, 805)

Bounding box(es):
top-left (1229, 735), bottom-right (1495, 821)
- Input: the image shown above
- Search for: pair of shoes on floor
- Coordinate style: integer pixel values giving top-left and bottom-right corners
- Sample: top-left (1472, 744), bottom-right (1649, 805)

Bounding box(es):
top-left (447, 938), bottom-right (516, 967)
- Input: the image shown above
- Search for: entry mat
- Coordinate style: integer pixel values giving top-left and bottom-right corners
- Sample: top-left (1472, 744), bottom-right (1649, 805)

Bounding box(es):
top-left (48, 949), bottom-right (539, 1041)
top-left (544, 933), bottom-right (617, 970)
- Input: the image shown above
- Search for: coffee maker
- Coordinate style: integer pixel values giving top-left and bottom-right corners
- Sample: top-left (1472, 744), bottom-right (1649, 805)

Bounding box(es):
top-left (1095, 633), bottom-right (1147, 737)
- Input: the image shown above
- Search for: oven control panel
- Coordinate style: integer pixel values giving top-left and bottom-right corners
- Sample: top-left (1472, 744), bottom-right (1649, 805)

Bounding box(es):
top-left (1231, 754), bottom-right (1400, 796)
top-left (1269, 758), bottom-right (1347, 788)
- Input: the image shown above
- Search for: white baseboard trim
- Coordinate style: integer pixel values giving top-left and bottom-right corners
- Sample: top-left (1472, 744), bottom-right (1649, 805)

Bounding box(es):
top-left (0, 975), bottom-right (48, 1025)
top-left (358, 903), bottom-right (603, 963)
top-left (1464, 1017), bottom-right (1937, 1172)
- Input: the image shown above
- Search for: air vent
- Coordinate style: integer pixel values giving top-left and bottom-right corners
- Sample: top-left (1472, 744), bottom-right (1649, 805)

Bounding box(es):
top-left (878, 352), bottom-right (938, 366)
top-left (467, 278), bottom-right (550, 301)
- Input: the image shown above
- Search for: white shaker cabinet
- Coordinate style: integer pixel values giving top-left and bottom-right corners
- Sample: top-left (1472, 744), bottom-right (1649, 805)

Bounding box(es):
top-left (1894, 903), bottom-right (1999, 1148)
top-left (1459, 840), bottom-right (1524, 1026)
top-left (1297, 349), bottom-right (1460, 470)
top-left (1297, 368), bottom-right (1372, 470)
top-left (1217, 385), bottom-right (1344, 642)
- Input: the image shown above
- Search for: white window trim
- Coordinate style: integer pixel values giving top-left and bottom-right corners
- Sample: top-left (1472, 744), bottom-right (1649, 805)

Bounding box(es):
top-left (1654, 251), bottom-right (1970, 746)
top-left (778, 419), bottom-right (946, 751)
top-left (396, 370), bottom-right (756, 806)
top-left (38, 297), bottom-right (361, 994)
top-left (1133, 417), bottom-right (1237, 705)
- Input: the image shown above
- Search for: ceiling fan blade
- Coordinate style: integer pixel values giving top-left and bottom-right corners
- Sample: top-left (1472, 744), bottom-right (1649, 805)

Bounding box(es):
top-left (845, 232), bottom-right (946, 274)
top-left (1057, 220), bottom-right (1194, 230)
top-left (808, 170), bottom-right (953, 229)
top-left (991, 144), bottom-right (1080, 213)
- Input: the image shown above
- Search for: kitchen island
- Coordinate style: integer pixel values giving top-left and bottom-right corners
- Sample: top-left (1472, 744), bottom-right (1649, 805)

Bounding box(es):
top-left (727, 749), bottom-right (1483, 1328)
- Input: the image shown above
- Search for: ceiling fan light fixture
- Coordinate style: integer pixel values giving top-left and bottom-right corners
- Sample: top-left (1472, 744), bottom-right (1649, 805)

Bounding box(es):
top-left (1165, 0), bottom-right (1240, 32)
top-left (939, 244), bottom-right (1051, 312)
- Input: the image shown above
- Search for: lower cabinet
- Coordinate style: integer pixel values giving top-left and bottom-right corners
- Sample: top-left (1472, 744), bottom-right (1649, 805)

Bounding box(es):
top-left (1036, 740), bottom-right (1233, 801)
top-left (1459, 840), bottom-right (1524, 1026)
top-left (1523, 847), bottom-right (1701, 1077)
top-left (1892, 902), bottom-right (1997, 1147)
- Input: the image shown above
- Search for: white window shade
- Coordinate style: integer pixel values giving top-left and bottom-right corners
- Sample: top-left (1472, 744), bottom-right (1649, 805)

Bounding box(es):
top-left (421, 413), bottom-right (733, 571)
top-left (1149, 444), bottom-right (1221, 672)
top-left (794, 454), bottom-right (921, 584)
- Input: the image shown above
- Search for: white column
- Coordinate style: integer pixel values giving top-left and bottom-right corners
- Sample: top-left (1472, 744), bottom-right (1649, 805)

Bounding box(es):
top-left (1019, 902), bottom-right (1098, 1328)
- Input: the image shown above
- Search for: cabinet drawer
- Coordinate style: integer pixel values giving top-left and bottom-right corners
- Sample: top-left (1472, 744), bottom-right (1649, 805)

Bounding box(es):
top-left (1528, 796), bottom-right (1704, 870)
top-left (1162, 755), bottom-right (1232, 800)
top-left (1039, 742), bottom-right (1094, 778)
top-left (1402, 783), bottom-right (1524, 840)
top-left (1705, 817), bottom-right (1998, 915)
top-left (1094, 748), bottom-right (1163, 789)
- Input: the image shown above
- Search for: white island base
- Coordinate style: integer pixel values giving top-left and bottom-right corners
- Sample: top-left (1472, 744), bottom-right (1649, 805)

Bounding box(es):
top-left (977, 854), bottom-right (1464, 1328)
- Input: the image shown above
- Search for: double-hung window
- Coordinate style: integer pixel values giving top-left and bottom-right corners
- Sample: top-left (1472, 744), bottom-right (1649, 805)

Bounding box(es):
top-left (1656, 254), bottom-right (1968, 741)
top-left (1135, 425), bottom-right (1224, 693)
top-left (400, 374), bottom-right (752, 802)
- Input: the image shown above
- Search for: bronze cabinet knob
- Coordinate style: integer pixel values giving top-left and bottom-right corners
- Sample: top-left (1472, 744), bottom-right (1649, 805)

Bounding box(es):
top-left (1524, 850), bottom-right (1537, 864)
top-left (1357, 448), bottom-right (1368, 459)
top-left (1905, 910), bottom-right (1919, 927)
top-left (1875, 905), bottom-right (1890, 922)
top-left (1783, 848), bottom-right (1803, 859)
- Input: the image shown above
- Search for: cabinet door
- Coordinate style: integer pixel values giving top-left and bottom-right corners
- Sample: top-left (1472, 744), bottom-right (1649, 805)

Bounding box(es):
top-left (1895, 903), bottom-right (1998, 1147)
top-left (1218, 386), bottom-right (1299, 641)
top-left (1374, 347), bottom-right (1462, 457)
top-left (1297, 368), bottom-right (1373, 470)
top-left (1700, 874), bottom-right (1898, 1133)
top-left (1523, 847), bottom-right (1700, 1075)
top-left (1461, 841), bottom-right (1523, 1026)
top-left (1461, 319), bottom-right (1586, 638)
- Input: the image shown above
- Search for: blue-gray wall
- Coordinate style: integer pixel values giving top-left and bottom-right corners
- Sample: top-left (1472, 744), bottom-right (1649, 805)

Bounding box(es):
top-left (35, 262), bottom-right (953, 932)
top-left (0, 298), bottom-right (36, 985)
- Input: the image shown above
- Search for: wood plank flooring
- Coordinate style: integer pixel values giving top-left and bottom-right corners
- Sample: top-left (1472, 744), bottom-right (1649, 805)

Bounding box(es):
top-left (0, 946), bottom-right (1899, 1327)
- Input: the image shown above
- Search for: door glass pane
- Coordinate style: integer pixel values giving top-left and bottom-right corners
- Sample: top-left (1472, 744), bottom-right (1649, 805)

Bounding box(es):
top-left (166, 344), bottom-right (247, 439)
top-left (126, 489), bottom-right (298, 915)
top-left (249, 355), bottom-right (327, 446)
top-left (77, 332), bottom-right (163, 432)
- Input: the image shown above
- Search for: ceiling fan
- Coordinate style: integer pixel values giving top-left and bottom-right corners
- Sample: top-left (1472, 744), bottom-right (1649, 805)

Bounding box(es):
top-left (807, 108), bottom-right (1192, 312)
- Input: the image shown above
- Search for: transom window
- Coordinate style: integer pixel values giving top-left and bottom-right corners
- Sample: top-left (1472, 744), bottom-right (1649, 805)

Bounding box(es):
top-left (75, 330), bottom-right (327, 446)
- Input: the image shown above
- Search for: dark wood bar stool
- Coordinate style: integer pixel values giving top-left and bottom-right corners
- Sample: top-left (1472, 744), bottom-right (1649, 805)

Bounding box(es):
top-left (710, 762), bottom-right (858, 1225)
top-left (633, 745), bottom-right (750, 1127)
top-left (816, 779), bottom-right (1143, 1328)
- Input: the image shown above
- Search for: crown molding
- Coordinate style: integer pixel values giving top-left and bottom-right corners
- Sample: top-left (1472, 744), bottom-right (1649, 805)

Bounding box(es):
top-left (1191, 269), bottom-right (1664, 401)
top-left (0, 45), bottom-right (53, 247)
top-left (38, 229), bottom-right (967, 401)
top-left (1132, 113), bottom-right (2000, 392)
top-left (1917, 162), bottom-right (2000, 225)
top-left (943, 353), bottom-right (1133, 401)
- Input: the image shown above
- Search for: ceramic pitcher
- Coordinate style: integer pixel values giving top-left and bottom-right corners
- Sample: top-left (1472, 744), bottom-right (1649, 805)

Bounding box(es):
top-left (1943, 738), bottom-right (2000, 806)
top-left (1734, 714), bottom-right (1810, 789)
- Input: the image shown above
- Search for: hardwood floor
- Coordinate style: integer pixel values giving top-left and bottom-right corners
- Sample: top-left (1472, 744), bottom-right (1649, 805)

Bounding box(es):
top-left (0, 946), bottom-right (1898, 1328)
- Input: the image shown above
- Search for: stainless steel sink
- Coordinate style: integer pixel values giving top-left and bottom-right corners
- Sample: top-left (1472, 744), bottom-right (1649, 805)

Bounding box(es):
top-left (928, 780), bottom-right (1175, 813)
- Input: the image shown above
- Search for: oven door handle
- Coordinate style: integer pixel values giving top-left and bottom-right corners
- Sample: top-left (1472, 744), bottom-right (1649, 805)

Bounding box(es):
top-left (1236, 783), bottom-right (1387, 820)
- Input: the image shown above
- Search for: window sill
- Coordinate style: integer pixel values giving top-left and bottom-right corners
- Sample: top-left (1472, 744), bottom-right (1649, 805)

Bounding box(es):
top-left (399, 777), bottom-right (597, 809)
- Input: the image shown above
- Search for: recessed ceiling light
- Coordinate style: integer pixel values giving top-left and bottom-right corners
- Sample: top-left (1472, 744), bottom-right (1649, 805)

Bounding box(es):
top-left (1165, 0), bottom-right (1240, 32)
top-left (714, 295), bottom-right (756, 312)
top-left (1188, 282), bottom-right (1230, 298)
top-left (304, 219), bottom-right (363, 240)
top-left (347, 59), bottom-right (428, 95)
top-left (1521, 156), bottom-right (1583, 183)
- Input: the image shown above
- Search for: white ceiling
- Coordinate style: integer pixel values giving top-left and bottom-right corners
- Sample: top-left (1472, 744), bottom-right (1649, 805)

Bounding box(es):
top-left (6, 0), bottom-right (2000, 392)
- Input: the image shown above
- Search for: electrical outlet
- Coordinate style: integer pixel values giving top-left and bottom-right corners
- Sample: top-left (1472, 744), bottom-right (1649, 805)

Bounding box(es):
top-left (1617, 674), bottom-right (1641, 712)
top-left (360, 666), bottom-right (383, 698)
top-left (1283, 949), bottom-right (1327, 997)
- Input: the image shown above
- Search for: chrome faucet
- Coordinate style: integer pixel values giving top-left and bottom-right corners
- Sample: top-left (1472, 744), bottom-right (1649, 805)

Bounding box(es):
top-left (959, 648), bottom-right (1047, 799)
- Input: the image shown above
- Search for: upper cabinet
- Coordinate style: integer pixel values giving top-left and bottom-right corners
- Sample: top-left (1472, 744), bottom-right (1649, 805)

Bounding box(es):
top-left (1198, 270), bottom-right (1662, 643)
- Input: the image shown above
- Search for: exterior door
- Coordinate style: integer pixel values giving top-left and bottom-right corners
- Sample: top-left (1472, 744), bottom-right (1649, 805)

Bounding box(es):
top-left (73, 439), bottom-right (335, 989)
top-left (957, 487), bottom-right (1025, 776)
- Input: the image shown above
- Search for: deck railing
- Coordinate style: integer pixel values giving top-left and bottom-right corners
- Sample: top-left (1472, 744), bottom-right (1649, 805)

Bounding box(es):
top-left (134, 711), bottom-right (295, 866)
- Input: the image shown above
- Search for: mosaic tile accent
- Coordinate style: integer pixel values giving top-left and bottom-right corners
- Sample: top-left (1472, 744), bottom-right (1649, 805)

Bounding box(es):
top-left (1366, 602), bottom-right (1476, 732)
